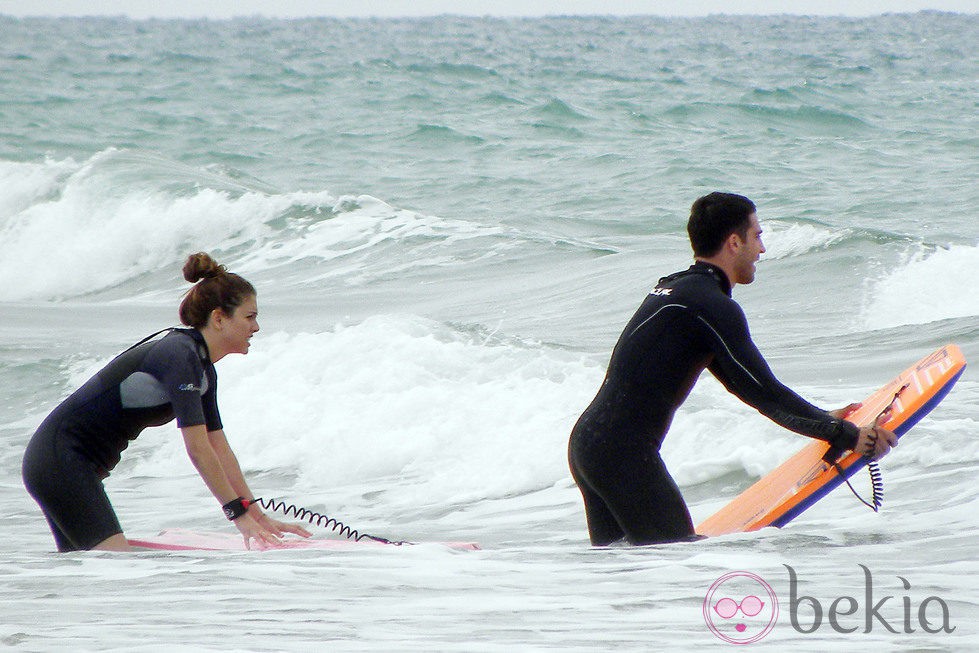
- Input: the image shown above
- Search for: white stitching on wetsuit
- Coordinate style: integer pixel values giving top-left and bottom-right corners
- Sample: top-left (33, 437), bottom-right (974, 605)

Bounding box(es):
top-left (695, 314), bottom-right (763, 388)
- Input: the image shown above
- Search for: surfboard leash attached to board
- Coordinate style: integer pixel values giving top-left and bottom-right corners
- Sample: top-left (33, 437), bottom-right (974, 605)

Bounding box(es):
top-left (833, 460), bottom-right (884, 512)
top-left (696, 345), bottom-right (966, 537)
top-left (829, 382), bottom-right (907, 513)
top-left (251, 497), bottom-right (411, 546)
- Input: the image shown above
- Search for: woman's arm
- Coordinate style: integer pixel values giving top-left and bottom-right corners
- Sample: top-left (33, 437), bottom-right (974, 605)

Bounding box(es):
top-left (205, 428), bottom-right (312, 539)
top-left (181, 424), bottom-right (284, 548)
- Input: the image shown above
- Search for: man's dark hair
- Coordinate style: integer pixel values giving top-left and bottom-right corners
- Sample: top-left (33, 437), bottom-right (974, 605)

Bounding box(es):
top-left (687, 192), bottom-right (757, 257)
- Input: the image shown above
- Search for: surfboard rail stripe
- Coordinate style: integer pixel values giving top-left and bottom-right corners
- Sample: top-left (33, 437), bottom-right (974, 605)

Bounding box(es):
top-left (696, 344), bottom-right (966, 537)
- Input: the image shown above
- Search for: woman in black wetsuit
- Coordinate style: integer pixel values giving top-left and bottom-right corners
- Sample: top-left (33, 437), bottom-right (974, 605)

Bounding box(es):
top-left (23, 253), bottom-right (310, 551)
top-left (568, 193), bottom-right (897, 546)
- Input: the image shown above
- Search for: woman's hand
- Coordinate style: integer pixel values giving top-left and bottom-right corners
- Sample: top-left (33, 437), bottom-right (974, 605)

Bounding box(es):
top-left (233, 513), bottom-right (283, 550)
top-left (250, 506), bottom-right (312, 539)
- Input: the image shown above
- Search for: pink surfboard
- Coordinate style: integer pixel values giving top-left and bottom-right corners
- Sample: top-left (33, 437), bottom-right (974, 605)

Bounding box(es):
top-left (129, 528), bottom-right (479, 551)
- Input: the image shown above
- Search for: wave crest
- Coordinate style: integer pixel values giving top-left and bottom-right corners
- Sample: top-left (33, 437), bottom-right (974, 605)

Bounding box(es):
top-left (863, 243), bottom-right (979, 328)
top-left (0, 150), bottom-right (608, 301)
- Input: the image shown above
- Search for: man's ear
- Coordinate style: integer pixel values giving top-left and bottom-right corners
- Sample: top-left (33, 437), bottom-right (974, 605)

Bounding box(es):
top-left (725, 231), bottom-right (743, 254)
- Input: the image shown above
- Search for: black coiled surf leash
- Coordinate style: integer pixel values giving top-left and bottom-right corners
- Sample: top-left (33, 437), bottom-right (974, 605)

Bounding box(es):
top-left (250, 497), bottom-right (410, 546)
top-left (828, 383), bottom-right (909, 513)
top-left (835, 460), bottom-right (884, 512)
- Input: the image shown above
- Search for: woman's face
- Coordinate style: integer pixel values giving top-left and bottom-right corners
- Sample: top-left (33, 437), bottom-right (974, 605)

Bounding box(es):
top-left (221, 294), bottom-right (260, 355)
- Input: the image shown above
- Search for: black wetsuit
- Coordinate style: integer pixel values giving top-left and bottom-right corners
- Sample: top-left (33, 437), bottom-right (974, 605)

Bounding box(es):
top-left (22, 328), bottom-right (222, 551)
top-left (568, 261), bottom-right (859, 546)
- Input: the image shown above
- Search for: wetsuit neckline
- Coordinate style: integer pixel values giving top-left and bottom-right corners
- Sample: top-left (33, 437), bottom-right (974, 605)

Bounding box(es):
top-left (688, 261), bottom-right (732, 297)
top-left (174, 327), bottom-right (212, 363)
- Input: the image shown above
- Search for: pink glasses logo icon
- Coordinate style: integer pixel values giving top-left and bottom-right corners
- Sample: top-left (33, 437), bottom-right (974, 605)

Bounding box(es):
top-left (704, 572), bottom-right (779, 644)
top-left (714, 595), bottom-right (765, 620)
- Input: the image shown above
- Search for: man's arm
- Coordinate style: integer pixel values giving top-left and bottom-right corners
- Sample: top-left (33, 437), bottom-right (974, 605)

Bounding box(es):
top-left (699, 303), bottom-right (858, 450)
top-left (700, 304), bottom-right (896, 459)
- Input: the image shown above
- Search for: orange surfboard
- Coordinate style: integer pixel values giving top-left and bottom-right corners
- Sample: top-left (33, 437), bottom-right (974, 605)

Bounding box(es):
top-left (697, 344), bottom-right (966, 537)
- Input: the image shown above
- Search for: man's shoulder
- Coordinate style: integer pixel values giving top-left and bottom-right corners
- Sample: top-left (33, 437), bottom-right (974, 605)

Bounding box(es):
top-left (663, 272), bottom-right (745, 324)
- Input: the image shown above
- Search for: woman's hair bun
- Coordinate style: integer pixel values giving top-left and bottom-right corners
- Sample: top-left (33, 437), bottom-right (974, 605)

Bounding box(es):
top-left (182, 252), bottom-right (227, 283)
top-left (178, 252), bottom-right (255, 329)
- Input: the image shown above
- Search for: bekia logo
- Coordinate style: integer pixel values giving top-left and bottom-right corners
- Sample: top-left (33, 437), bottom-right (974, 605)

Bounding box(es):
top-left (786, 565), bottom-right (954, 635)
top-left (703, 571), bottom-right (779, 644)
top-left (704, 566), bottom-right (955, 644)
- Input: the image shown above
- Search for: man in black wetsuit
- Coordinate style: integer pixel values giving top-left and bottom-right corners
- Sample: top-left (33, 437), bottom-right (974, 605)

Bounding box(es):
top-left (568, 192), bottom-right (897, 546)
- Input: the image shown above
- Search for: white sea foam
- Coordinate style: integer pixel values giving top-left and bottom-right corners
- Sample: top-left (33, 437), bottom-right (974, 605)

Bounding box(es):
top-left (231, 193), bottom-right (513, 285)
top-left (114, 315), bottom-right (885, 514)
top-left (0, 156), bottom-right (77, 219)
top-left (0, 152), bottom-right (521, 301)
top-left (0, 152), bottom-right (275, 300)
top-left (760, 219), bottom-right (847, 260)
top-left (126, 315), bottom-right (605, 507)
top-left (863, 243), bottom-right (979, 328)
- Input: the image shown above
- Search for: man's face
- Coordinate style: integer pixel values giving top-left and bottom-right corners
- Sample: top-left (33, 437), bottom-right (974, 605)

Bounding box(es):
top-left (733, 213), bottom-right (766, 285)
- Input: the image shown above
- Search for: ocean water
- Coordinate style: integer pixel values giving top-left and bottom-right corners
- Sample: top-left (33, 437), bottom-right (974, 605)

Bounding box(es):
top-left (1, 12), bottom-right (977, 651)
